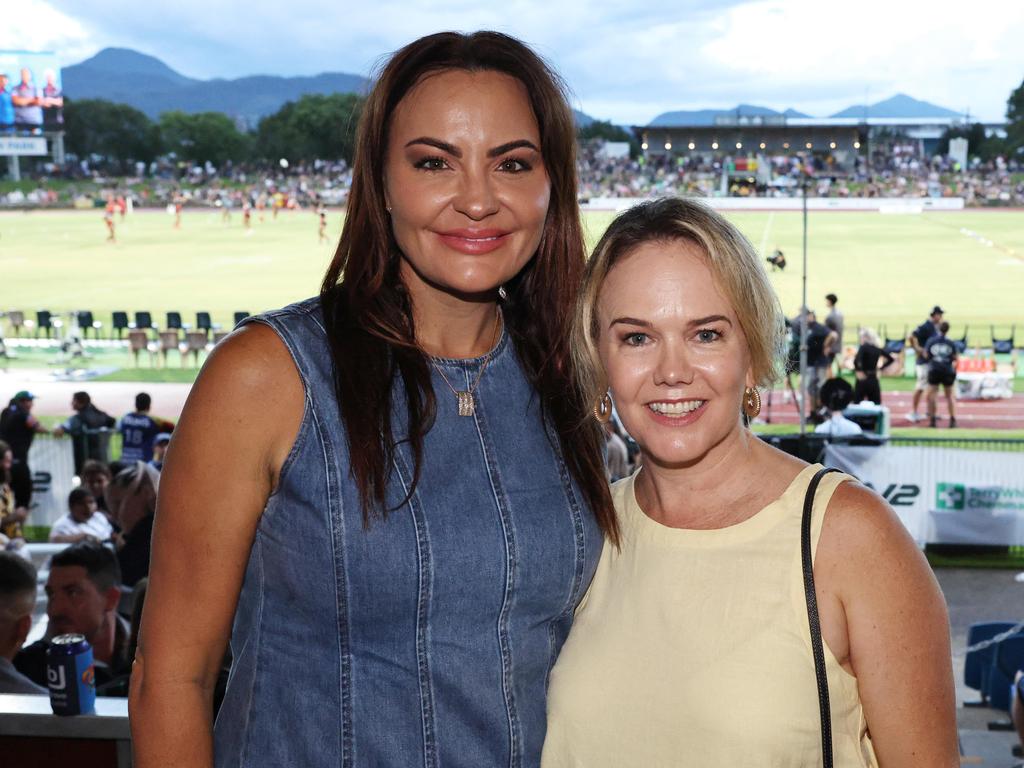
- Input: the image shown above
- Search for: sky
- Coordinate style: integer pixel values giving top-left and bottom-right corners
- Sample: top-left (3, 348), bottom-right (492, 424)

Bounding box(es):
top-left (5, 0), bottom-right (1023, 124)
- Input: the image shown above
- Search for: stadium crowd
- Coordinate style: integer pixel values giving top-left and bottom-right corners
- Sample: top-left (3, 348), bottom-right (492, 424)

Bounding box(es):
top-left (4, 141), bottom-right (1023, 209)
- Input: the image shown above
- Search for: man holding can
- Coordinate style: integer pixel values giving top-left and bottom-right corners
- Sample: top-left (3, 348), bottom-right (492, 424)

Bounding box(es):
top-left (14, 543), bottom-right (132, 692)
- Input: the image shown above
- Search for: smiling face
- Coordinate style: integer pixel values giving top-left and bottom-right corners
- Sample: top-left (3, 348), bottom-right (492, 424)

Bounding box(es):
top-left (596, 238), bottom-right (753, 469)
top-left (383, 68), bottom-right (551, 303)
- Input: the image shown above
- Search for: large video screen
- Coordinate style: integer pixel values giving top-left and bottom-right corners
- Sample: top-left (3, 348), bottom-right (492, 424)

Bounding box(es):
top-left (0, 51), bottom-right (63, 133)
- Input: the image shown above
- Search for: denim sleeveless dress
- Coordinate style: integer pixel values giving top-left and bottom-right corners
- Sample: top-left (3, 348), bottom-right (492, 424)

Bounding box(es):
top-left (213, 298), bottom-right (602, 768)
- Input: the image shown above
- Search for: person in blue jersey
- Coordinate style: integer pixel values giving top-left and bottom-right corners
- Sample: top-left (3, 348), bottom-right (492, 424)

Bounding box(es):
top-left (924, 321), bottom-right (958, 428)
top-left (132, 32), bottom-right (616, 768)
top-left (0, 73), bottom-right (15, 133)
top-left (118, 393), bottom-right (171, 463)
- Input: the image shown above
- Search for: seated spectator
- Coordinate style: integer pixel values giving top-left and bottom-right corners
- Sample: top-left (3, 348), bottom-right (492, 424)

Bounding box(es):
top-left (80, 459), bottom-right (114, 517)
top-left (14, 542), bottom-right (132, 692)
top-left (813, 378), bottom-right (863, 437)
top-left (53, 391), bottom-right (116, 474)
top-left (49, 488), bottom-right (113, 544)
top-left (0, 551), bottom-right (46, 693)
top-left (118, 392), bottom-right (172, 463)
top-left (105, 462), bottom-right (159, 587)
top-left (149, 432), bottom-right (171, 471)
top-left (0, 439), bottom-right (29, 556)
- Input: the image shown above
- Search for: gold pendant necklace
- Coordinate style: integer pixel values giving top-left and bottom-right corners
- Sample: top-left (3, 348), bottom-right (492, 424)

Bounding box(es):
top-left (428, 307), bottom-right (501, 417)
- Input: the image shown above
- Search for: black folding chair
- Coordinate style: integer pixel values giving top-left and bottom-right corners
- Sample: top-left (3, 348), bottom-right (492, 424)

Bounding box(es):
top-left (111, 311), bottom-right (129, 340)
top-left (952, 325), bottom-right (969, 354)
top-left (992, 325), bottom-right (1015, 356)
top-left (76, 310), bottom-right (99, 339)
top-left (880, 324), bottom-right (907, 354)
top-left (233, 311), bottom-right (250, 327)
top-left (196, 311), bottom-right (213, 338)
top-left (35, 310), bottom-right (53, 339)
top-left (134, 312), bottom-right (155, 336)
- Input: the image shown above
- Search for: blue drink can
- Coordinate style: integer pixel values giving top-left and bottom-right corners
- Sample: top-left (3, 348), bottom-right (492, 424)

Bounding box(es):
top-left (46, 634), bottom-right (96, 716)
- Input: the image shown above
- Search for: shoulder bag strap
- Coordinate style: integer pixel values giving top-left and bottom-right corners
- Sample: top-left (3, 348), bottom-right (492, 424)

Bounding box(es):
top-left (802, 466), bottom-right (840, 768)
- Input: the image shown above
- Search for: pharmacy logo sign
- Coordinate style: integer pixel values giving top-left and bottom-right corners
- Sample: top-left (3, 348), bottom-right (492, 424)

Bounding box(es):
top-left (936, 483), bottom-right (965, 511)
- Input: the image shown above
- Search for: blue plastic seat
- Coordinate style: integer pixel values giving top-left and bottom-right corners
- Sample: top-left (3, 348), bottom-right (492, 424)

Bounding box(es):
top-left (965, 621), bottom-right (1017, 701)
top-left (986, 634), bottom-right (1024, 712)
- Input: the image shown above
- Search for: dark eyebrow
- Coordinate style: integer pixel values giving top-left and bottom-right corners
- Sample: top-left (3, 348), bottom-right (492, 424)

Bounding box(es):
top-left (690, 315), bottom-right (733, 327)
top-left (487, 139), bottom-right (540, 157)
top-left (608, 316), bottom-right (651, 330)
top-left (403, 137), bottom-right (540, 159)
top-left (405, 137), bottom-right (461, 157)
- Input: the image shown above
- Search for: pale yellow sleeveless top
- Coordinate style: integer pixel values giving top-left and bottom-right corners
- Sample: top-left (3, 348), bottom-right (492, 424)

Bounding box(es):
top-left (542, 464), bottom-right (879, 768)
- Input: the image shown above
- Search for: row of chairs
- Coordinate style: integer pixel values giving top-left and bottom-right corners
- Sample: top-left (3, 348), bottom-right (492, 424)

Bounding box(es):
top-left (964, 621), bottom-right (1024, 713)
top-left (3, 310), bottom-right (250, 339)
top-left (880, 324), bottom-right (1017, 355)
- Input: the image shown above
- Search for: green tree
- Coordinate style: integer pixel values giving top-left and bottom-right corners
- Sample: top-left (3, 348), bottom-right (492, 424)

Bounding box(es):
top-left (578, 119), bottom-right (639, 157)
top-left (255, 93), bottom-right (364, 163)
top-left (158, 111), bottom-right (251, 166)
top-left (1006, 77), bottom-right (1024, 155)
top-left (63, 99), bottom-right (162, 172)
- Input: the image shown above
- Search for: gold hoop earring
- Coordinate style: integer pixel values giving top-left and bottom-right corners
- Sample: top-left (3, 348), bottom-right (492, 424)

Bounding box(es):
top-left (593, 392), bottom-right (613, 423)
top-left (743, 386), bottom-right (761, 419)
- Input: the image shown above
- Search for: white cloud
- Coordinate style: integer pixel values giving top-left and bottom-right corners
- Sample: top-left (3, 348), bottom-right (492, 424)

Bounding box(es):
top-left (0, 0), bottom-right (92, 59)
top-left (21, 0), bottom-right (1024, 124)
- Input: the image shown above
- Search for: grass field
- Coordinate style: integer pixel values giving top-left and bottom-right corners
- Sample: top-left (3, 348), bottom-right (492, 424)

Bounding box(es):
top-left (2, 207), bottom-right (1023, 344)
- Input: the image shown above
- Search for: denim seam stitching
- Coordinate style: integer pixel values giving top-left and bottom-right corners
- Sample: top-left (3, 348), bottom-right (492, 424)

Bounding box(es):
top-left (314, 403), bottom-right (355, 766)
top-left (237, 534), bottom-right (264, 768)
top-left (472, 368), bottom-right (521, 768)
top-left (393, 449), bottom-right (439, 767)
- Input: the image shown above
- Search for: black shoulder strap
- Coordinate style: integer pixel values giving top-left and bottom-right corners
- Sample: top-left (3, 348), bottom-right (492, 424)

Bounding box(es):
top-left (802, 466), bottom-right (840, 768)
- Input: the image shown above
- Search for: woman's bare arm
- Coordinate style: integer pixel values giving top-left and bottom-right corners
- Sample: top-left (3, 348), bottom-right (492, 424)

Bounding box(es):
top-left (817, 481), bottom-right (958, 767)
top-left (129, 324), bottom-right (304, 768)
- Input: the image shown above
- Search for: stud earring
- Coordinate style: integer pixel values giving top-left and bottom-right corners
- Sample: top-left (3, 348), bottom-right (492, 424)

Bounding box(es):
top-left (743, 386), bottom-right (761, 419)
top-left (593, 392), bottom-right (613, 423)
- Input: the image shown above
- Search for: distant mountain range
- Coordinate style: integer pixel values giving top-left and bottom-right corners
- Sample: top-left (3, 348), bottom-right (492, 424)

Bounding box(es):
top-left (648, 93), bottom-right (964, 127)
top-left (63, 48), bottom-right (968, 131)
top-left (63, 48), bottom-right (368, 127)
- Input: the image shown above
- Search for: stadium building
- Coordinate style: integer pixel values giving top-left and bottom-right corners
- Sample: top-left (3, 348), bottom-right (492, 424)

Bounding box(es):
top-left (633, 98), bottom-right (1005, 174)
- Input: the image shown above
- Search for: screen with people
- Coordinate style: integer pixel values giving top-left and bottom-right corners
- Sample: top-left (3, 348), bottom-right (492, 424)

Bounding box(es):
top-left (0, 50), bottom-right (63, 134)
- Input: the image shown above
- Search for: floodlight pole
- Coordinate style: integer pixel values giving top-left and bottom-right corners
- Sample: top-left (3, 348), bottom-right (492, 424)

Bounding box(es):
top-left (798, 174), bottom-right (809, 437)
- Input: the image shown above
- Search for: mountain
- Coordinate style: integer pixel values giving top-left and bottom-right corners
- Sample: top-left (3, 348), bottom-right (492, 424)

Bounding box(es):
top-left (829, 93), bottom-right (963, 119)
top-left (647, 103), bottom-right (797, 127)
top-left (573, 109), bottom-right (595, 127)
top-left (63, 47), bottom-right (368, 127)
top-left (783, 108), bottom-right (810, 118)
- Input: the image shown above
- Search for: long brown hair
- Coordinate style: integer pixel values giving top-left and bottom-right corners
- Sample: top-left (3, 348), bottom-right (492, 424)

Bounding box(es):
top-left (320, 31), bottom-right (616, 542)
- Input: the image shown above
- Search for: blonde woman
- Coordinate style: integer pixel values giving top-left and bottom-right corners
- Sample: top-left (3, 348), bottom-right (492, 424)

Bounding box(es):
top-left (542, 198), bottom-right (957, 767)
top-left (853, 328), bottom-right (895, 405)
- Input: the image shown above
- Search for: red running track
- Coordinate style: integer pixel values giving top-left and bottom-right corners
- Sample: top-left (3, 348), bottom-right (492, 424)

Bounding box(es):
top-left (759, 389), bottom-right (1024, 430)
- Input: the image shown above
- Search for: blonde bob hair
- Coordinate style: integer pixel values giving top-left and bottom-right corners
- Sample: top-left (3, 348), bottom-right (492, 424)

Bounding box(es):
top-left (573, 197), bottom-right (786, 410)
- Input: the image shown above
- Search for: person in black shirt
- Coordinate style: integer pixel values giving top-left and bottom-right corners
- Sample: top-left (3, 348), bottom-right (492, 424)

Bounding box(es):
top-left (54, 391), bottom-right (116, 474)
top-left (0, 391), bottom-right (48, 507)
top-left (907, 305), bottom-right (943, 421)
top-left (924, 321), bottom-right (958, 428)
top-left (804, 309), bottom-right (837, 414)
top-left (853, 328), bottom-right (895, 405)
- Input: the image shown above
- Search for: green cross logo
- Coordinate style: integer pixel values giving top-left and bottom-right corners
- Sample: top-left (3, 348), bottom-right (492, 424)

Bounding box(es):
top-left (936, 483), bottom-right (965, 510)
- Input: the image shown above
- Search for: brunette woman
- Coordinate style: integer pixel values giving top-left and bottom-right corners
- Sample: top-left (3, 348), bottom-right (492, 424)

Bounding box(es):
top-left (130, 32), bottom-right (615, 767)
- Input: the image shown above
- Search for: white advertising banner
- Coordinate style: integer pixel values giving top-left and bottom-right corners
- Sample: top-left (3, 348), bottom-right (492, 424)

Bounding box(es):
top-left (27, 437), bottom-right (76, 527)
top-left (0, 136), bottom-right (48, 156)
top-left (823, 444), bottom-right (1024, 546)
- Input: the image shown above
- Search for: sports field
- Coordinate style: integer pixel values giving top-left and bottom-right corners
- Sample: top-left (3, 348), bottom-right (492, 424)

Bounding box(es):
top-left (2, 207), bottom-right (1023, 345)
